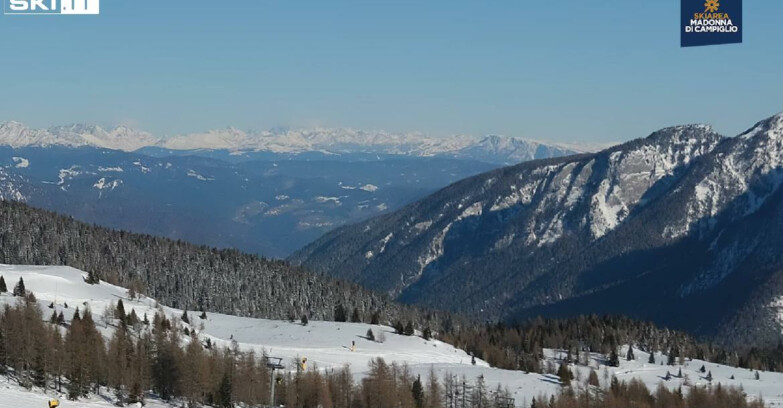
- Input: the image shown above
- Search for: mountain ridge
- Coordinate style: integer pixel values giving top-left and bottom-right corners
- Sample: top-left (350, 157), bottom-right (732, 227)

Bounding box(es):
top-left (0, 121), bottom-right (592, 165)
top-left (291, 112), bottom-right (783, 346)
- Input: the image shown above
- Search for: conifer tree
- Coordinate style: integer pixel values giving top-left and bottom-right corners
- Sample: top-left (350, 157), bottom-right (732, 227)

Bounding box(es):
top-left (216, 372), bottom-right (233, 408)
top-left (13, 277), bottom-right (25, 297)
top-left (181, 310), bottom-right (190, 324)
top-left (115, 299), bottom-right (126, 321)
top-left (128, 309), bottom-right (139, 327)
top-left (404, 321), bottom-right (415, 336)
top-left (85, 270), bottom-right (100, 285)
top-left (557, 362), bottom-right (573, 385)
top-left (351, 307), bottom-right (361, 323)
top-left (609, 349), bottom-right (620, 367)
top-left (0, 275), bottom-right (6, 293)
top-left (648, 352), bottom-right (655, 364)
top-left (334, 304), bottom-right (347, 322)
top-left (411, 375), bottom-right (424, 408)
top-left (422, 327), bottom-right (432, 340)
top-left (668, 347), bottom-right (678, 365)
top-left (626, 345), bottom-right (635, 361)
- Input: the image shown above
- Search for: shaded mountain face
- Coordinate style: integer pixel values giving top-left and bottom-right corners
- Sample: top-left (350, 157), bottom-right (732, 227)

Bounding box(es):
top-left (291, 113), bottom-right (783, 346)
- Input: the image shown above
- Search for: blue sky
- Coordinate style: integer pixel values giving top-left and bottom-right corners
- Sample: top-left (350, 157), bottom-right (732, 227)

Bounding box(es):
top-left (0, 0), bottom-right (780, 143)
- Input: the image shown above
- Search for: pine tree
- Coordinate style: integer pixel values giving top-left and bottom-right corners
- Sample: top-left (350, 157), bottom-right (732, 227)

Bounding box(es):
top-left (12, 277), bottom-right (25, 297)
top-left (334, 304), bottom-right (347, 322)
top-left (301, 314), bottom-right (308, 326)
top-left (0, 275), bottom-right (6, 293)
top-left (216, 372), bottom-right (233, 408)
top-left (404, 321), bottom-right (415, 336)
top-left (648, 352), bottom-right (655, 364)
top-left (422, 327), bottom-right (432, 340)
top-left (351, 308), bottom-right (361, 323)
top-left (608, 349), bottom-right (620, 367)
top-left (366, 328), bottom-right (375, 342)
top-left (668, 346), bottom-right (679, 366)
top-left (85, 270), bottom-right (100, 285)
top-left (115, 299), bottom-right (126, 321)
top-left (557, 362), bottom-right (573, 385)
top-left (626, 345), bottom-right (635, 361)
top-left (371, 311), bottom-right (380, 325)
top-left (200, 311), bottom-right (207, 320)
top-left (411, 375), bottom-right (424, 408)
top-left (128, 309), bottom-right (139, 326)
top-left (181, 310), bottom-right (190, 324)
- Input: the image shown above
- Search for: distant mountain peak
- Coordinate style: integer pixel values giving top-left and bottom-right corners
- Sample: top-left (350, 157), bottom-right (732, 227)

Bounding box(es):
top-left (738, 111), bottom-right (783, 141)
top-left (0, 121), bottom-right (590, 164)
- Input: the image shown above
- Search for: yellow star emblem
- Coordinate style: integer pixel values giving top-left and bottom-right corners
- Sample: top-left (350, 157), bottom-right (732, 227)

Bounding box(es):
top-left (704, 0), bottom-right (720, 13)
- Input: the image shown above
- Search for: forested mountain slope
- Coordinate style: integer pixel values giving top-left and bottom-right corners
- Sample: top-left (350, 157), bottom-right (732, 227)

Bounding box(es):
top-left (0, 200), bottom-right (433, 325)
top-left (293, 112), bottom-right (783, 346)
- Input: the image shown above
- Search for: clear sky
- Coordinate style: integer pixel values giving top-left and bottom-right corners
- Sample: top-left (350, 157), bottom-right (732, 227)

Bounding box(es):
top-left (0, 0), bottom-right (781, 144)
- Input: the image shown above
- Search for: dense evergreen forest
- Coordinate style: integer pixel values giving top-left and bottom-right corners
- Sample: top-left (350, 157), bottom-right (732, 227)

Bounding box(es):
top-left (0, 200), bottom-right (441, 327)
top-left (442, 315), bottom-right (783, 375)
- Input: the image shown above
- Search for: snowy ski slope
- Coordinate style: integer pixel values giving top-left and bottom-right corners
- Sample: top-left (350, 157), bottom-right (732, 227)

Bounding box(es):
top-left (0, 264), bottom-right (782, 407)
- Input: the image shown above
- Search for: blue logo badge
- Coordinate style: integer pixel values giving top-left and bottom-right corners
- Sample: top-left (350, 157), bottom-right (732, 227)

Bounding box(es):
top-left (681, 0), bottom-right (742, 47)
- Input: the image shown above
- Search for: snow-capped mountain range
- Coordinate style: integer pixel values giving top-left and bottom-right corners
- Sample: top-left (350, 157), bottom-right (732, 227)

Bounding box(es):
top-left (292, 111), bottom-right (783, 347)
top-left (0, 121), bottom-right (588, 165)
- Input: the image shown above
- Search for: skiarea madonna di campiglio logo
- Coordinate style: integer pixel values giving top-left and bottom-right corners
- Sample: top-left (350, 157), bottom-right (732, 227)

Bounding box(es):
top-left (681, 0), bottom-right (742, 47)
